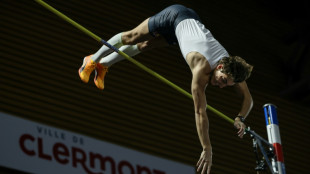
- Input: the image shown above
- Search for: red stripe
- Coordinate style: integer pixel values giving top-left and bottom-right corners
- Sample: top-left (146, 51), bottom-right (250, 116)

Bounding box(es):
top-left (273, 143), bottom-right (284, 162)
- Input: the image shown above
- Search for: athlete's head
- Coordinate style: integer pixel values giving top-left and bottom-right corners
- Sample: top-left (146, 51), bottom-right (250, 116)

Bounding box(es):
top-left (210, 56), bottom-right (253, 88)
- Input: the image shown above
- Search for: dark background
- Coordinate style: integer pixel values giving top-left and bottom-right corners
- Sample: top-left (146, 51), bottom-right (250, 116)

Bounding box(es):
top-left (1, 0), bottom-right (310, 173)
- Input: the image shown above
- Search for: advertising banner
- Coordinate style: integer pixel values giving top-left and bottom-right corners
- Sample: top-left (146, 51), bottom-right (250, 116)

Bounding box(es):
top-left (0, 112), bottom-right (194, 174)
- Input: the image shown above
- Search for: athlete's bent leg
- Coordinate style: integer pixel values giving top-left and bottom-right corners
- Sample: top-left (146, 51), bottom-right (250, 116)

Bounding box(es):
top-left (99, 35), bottom-right (168, 67)
top-left (94, 35), bottom-right (168, 90)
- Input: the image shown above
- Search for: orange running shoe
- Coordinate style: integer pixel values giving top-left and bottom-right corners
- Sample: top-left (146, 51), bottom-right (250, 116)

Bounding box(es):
top-left (94, 63), bottom-right (108, 90)
top-left (78, 55), bottom-right (96, 83)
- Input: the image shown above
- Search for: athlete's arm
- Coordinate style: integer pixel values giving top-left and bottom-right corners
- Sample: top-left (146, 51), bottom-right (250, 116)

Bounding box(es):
top-left (233, 81), bottom-right (253, 138)
top-left (191, 66), bottom-right (212, 174)
top-left (234, 81), bottom-right (253, 118)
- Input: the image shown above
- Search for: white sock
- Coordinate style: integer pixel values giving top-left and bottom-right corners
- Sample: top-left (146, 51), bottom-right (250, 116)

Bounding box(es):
top-left (91, 33), bottom-right (123, 62)
top-left (99, 45), bottom-right (141, 67)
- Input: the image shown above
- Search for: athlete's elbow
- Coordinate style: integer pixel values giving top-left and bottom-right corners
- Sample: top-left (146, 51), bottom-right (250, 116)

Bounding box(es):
top-left (249, 97), bottom-right (254, 109)
top-left (195, 111), bottom-right (204, 118)
top-left (246, 95), bottom-right (253, 108)
top-left (191, 86), bottom-right (200, 97)
top-left (194, 106), bottom-right (207, 117)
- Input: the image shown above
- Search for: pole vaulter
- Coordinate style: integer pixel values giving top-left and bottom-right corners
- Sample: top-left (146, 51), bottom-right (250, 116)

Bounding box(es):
top-left (34, 0), bottom-right (233, 124)
top-left (34, 1), bottom-right (286, 173)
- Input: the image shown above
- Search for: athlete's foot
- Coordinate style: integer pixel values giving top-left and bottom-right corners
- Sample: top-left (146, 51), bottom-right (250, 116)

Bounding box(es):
top-left (78, 55), bottom-right (96, 83)
top-left (94, 63), bottom-right (108, 90)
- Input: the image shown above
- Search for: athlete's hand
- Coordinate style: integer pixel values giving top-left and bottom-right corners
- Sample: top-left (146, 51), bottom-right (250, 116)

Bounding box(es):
top-left (234, 119), bottom-right (246, 138)
top-left (196, 148), bottom-right (212, 174)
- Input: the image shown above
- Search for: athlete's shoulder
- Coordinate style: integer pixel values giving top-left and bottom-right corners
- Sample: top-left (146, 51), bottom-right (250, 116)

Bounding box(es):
top-left (186, 52), bottom-right (212, 77)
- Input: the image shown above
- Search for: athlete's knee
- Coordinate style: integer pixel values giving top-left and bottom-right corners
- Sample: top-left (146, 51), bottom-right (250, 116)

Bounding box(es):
top-left (137, 41), bottom-right (150, 51)
top-left (122, 31), bottom-right (141, 45)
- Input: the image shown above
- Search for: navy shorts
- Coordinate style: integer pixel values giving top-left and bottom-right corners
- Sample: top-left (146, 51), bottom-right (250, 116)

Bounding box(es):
top-left (148, 4), bottom-right (201, 45)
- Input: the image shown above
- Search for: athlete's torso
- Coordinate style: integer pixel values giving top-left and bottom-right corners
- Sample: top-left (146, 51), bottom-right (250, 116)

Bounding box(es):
top-left (176, 19), bottom-right (229, 70)
top-left (148, 4), bottom-right (229, 69)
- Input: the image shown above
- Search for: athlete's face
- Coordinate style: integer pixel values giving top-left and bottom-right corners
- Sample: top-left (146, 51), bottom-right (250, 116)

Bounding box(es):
top-left (210, 64), bottom-right (235, 88)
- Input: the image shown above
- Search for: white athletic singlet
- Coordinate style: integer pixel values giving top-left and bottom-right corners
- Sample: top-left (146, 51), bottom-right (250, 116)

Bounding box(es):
top-left (175, 19), bottom-right (229, 70)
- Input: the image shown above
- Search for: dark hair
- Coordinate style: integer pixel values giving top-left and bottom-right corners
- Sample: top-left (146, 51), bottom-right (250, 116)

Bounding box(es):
top-left (218, 56), bottom-right (253, 83)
